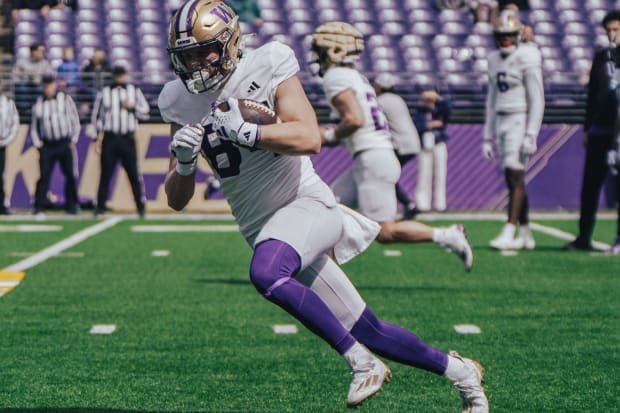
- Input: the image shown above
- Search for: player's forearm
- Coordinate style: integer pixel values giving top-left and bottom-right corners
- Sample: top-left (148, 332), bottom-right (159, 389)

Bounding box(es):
top-left (165, 168), bottom-right (196, 211)
top-left (334, 115), bottom-right (363, 139)
top-left (524, 69), bottom-right (545, 137)
top-left (258, 122), bottom-right (321, 155)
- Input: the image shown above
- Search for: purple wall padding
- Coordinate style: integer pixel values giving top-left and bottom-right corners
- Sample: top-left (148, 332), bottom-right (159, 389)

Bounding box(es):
top-left (6, 124), bottom-right (616, 210)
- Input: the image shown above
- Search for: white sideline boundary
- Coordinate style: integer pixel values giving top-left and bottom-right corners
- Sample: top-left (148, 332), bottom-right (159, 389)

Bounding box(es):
top-left (131, 224), bottom-right (239, 232)
top-left (1, 217), bottom-right (123, 273)
top-left (529, 222), bottom-right (610, 251)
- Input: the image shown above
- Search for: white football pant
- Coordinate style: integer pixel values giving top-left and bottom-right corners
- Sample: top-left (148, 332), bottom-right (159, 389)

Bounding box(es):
top-left (415, 142), bottom-right (448, 211)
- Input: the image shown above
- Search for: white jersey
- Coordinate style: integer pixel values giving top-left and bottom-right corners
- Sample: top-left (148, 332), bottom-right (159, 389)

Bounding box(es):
top-left (484, 43), bottom-right (545, 140)
top-left (158, 41), bottom-right (324, 238)
top-left (377, 92), bottom-right (420, 155)
top-left (322, 67), bottom-right (393, 154)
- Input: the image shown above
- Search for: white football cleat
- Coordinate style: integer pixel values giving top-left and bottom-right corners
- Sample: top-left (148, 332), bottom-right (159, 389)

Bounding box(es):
top-left (344, 344), bottom-right (391, 408)
top-left (489, 227), bottom-right (522, 250)
top-left (515, 234), bottom-right (535, 250)
top-left (449, 351), bottom-right (489, 413)
top-left (442, 224), bottom-right (474, 272)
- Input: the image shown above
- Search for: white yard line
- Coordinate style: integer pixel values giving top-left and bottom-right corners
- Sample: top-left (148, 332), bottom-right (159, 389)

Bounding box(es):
top-left (1, 217), bottom-right (123, 273)
top-left (416, 211), bottom-right (616, 221)
top-left (529, 222), bottom-right (610, 251)
top-left (0, 225), bottom-right (62, 232)
top-left (131, 224), bottom-right (239, 233)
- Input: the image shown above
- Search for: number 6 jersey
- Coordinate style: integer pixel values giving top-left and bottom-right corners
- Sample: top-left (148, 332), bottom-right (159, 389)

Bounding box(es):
top-left (483, 42), bottom-right (545, 141)
top-left (158, 41), bottom-right (325, 239)
top-left (322, 67), bottom-right (393, 155)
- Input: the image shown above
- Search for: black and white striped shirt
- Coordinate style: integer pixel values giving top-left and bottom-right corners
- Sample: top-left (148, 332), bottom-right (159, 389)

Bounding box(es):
top-left (91, 83), bottom-right (150, 135)
top-left (0, 95), bottom-right (19, 148)
top-left (30, 91), bottom-right (81, 147)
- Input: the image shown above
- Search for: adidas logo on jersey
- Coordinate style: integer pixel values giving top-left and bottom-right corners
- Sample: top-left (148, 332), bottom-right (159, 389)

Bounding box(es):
top-left (247, 81), bottom-right (261, 94)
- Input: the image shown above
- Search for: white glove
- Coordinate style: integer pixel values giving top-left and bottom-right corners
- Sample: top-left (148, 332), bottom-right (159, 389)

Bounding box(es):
top-left (520, 134), bottom-right (537, 156)
top-left (211, 98), bottom-right (260, 148)
top-left (608, 150), bottom-right (618, 175)
top-left (170, 123), bottom-right (204, 176)
top-left (482, 141), bottom-right (494, 161)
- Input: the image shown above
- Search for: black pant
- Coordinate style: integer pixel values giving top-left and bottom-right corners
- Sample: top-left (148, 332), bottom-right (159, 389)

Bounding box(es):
top-left (395, 152), bottom-right (417, 206)
top-left (34, 140), bottom-right (78, 211)
top-left (0, 146), bottom-right (6, 211)
top-left (577, 135), bottom-right (620, 243)
top-left (97, 132), bottom-right (144, 213)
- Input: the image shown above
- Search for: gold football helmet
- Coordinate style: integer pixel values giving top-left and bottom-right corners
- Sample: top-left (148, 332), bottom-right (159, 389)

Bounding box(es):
top-left (168, 0), bottom-right (242, 93)
top-left (310, 21), bottom-right (364, 76)
top-left (493, 10), bottom-right (522, 54)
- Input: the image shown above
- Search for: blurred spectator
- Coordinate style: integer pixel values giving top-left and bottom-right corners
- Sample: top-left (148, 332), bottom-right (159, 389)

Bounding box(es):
top-left (82, 48), bottom-right (111, 93)
top-left (56, 46), bottom-right (80, 91)
top-left (10, 0), bottom-right (72, 22)
top-left (498, 0), bottom-right (528, 9)
top-left (30, 75), bottom-right (81, 215)
top-left (13, 42), bottom-right (54, 113)
top-left (226, 0), bottom-right (263, 27)
top-left (414, 89), bottom-right (451, 212)
top-left (91, 66), bottom-right (149, 218)
top-left (13, 42), bottom-right (53, 85)
top-left (468, 0), bottom-right (498, 24)
top-left (565, 10), bottom-right (620, 253)
top-left (0, 93), bottom-right (20, 215)
top-left (372, 73), bottom-right (421, 219)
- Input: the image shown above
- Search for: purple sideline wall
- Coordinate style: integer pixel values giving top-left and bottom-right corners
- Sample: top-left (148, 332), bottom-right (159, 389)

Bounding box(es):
top-left (2, 124), bottom-right (616, 212)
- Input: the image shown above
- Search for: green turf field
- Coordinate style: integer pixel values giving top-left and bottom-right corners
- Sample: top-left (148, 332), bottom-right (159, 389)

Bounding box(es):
top-left (0, 217), bottom-right (618, 412)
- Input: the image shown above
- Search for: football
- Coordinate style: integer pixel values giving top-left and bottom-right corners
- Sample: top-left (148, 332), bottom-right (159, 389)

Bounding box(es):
top-left (217, 99), bottom-right (279, 125)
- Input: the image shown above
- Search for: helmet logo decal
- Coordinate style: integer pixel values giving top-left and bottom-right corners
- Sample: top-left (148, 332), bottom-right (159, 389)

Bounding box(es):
top-left (210, 3), bottom-right (233, 24)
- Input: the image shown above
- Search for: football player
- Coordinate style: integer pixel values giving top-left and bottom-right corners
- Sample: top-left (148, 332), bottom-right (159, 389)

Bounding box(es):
top-left (482, 10), bottom-right (544, 250)
top-left (311, 22), bottom-right (473, 271)
top-left (159, 1), bottom-right (488, 411)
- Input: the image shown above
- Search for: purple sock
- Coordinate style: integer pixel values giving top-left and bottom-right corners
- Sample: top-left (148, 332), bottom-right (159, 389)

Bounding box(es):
top-left (250, 239), bottom-right (356, 355)
top-left (350, 307), bottom-right (448, 375)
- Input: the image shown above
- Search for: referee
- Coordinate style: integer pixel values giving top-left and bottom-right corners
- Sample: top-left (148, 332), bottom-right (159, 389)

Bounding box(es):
top-left (91, 66), bottom-right (149, 217)
top-left (0, 93), bottom-right (19, 215)
top-left (31, 75), bottom-right (81, 214)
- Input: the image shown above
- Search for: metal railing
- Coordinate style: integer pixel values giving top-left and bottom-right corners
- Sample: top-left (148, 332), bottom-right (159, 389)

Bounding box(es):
top-left (1, 70), bottom-right (587, 125)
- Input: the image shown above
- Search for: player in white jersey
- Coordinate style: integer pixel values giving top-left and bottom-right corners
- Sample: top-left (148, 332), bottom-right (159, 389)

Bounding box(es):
top-left (482, 10), bottom-right (544, 250)
top-left (372, 73), bottom-right (421, 219)
top-left (311, 22), bottom-right (473, 271)
top-left (159, 1), bottom-right (488, 410)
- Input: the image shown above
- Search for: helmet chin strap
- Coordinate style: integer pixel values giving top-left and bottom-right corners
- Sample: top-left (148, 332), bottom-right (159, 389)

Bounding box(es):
top-left (187, 70), bottom-right (219, 94)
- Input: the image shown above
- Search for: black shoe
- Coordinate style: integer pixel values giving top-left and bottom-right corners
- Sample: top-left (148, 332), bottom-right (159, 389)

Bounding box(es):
top-left (401, 206), bottom-right (421, 220)
top-left (66, 206), bottom-right (80, 215)
top-left (0, 207), bottom-right (10, 215)
top-left (94, 208), bottom-right (106, 217)
top-left (138, 208), bottom-right (145, 219)
top-left (32, 207), bottom-right (43, 215)
top-left (562, 240), bottom-right (593, 251)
